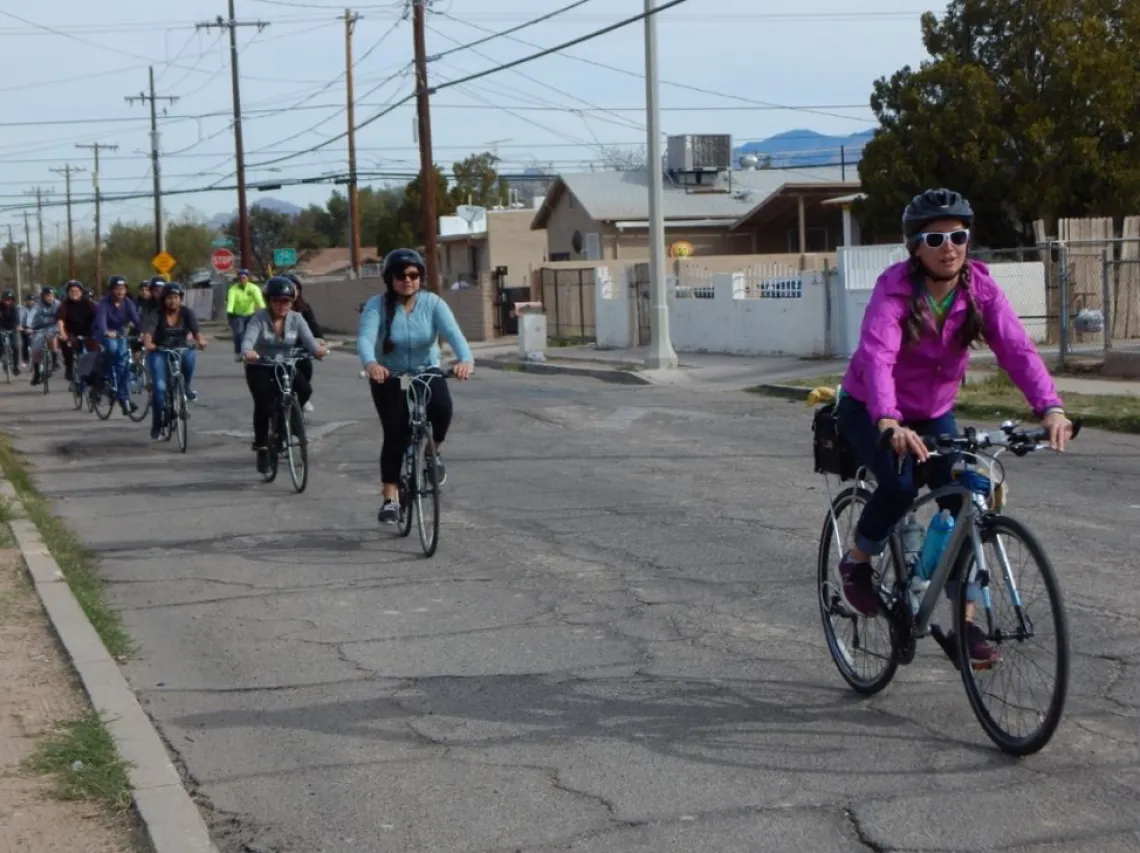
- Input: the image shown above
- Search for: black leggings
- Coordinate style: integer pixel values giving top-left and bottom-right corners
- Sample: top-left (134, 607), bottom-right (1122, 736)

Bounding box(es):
top-left (370, 374), bottom-right (453, 483)
top-left (244, 364), bottom-right (312, 447)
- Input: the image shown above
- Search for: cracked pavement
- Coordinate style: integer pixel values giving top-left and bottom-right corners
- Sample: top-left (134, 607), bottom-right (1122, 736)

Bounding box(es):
top-left (1, 346), bottom-right (1139, 853)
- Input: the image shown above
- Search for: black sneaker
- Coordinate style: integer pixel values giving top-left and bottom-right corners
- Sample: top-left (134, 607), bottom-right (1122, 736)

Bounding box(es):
top-left (377, 500), bottom-right (399, 524)
top-left (430, 456), bottom-right (447, 486)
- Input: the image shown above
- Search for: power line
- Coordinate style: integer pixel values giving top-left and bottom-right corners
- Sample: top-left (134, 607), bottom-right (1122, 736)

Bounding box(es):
top-left (428, 0), bottom-right (597, 61)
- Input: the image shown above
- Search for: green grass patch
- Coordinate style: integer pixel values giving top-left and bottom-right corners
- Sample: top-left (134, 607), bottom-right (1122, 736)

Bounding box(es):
top-left (754, 370), bottom-right (1140, 434)
top-left (0, 438), bottom-right (133, 658)
top-left (23, 712), bottom-right (133, 812)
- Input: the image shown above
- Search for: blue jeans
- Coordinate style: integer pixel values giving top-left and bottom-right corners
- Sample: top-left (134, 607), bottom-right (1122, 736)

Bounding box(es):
top-left (229, 315), bottom-right (250, 355)
top-left (834, 394), bottom-right (963, 557)
top-left (147, 349), bottom-right (196, 430)
top-left (100, 336), bottom-right (130, 401)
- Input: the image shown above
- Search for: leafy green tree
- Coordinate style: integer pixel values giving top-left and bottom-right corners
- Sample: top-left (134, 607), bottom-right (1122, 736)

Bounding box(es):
top-left (388, 164), bottom-right (454, 248)
top-left (855, 0), bottom-right (1140, 246)
top-left (451, 151), bottom-right (507, 208)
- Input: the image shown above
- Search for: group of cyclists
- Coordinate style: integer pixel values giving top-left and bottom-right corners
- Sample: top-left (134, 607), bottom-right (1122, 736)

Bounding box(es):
top-left (1, 248), bottom-right (479, 526)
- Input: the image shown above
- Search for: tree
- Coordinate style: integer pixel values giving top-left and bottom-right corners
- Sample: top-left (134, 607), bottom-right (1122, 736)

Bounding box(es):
top-left (856, 0), bottom-right (1140, 247)
top-left (390, 164), bottom-right (455, 248)
top-left (596, 145), bottom-right (647, 171)
top-left (165, 212), bottom-right (216, 278)
top-left (451, 151), bottom-right (507, 208)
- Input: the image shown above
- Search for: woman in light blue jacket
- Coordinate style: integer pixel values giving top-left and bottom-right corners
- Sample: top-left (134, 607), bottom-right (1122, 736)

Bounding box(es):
top-left (357, 248), bottom-right (474, 524)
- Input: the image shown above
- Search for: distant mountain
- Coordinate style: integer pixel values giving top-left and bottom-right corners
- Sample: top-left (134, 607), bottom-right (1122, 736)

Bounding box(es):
top-left (734, 128), bottom-right (875, 168)
top-left (206, 196), bottom-right (304, 231)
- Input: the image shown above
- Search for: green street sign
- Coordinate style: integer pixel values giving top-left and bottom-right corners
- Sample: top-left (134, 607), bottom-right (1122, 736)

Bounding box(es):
top-left (211, 236), bottom-right (233, 248)
top-left (273, 248), bottom-right (297, 267)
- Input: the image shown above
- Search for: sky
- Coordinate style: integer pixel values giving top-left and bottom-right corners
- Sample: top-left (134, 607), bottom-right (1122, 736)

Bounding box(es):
top-left (0, 0), bottom-right (941, 253)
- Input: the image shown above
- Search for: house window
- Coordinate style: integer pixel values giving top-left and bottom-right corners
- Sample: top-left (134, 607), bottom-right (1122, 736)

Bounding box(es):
top-left (550, 252), bottom-right (571, 261)
top-left (584, 232), bottom-right (601, 260)
top-left (787, 226), bottom-right (829, 253)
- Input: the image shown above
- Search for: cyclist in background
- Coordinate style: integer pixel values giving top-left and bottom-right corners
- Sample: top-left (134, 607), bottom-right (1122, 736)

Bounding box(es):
top-left (18, 293), bottom-right (35, 367)
top-left (57, 281), bottom-right (97, 382)
top-left (241, 276), bottom-right (327, 473)
top-left (94, 275), bottom-right (141, 416)
top-left (135, 280), bottom-right (159, 325)
top-left (227, 268), bottom-right (264, 361)
top-left (286, 274), bottom-right (324, 414)
top-left (357, 248), bottom-right (474, 524)
top-left (141, 283), bottom-right (207, 440)
top-left (24, 286), bottom-right (61, 386)
top-left (833, 188), bottom-right (1073, 665)
top-left (0, 292), bottom-right (22, 376)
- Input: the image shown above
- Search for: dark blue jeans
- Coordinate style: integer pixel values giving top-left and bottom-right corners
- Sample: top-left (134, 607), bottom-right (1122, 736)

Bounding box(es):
top-left (835, 394), bottom-right (962, 557)
top-left (229, 315), bottom-right (251, 355)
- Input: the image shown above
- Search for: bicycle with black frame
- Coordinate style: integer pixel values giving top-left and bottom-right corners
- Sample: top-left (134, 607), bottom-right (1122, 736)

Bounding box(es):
top-left (0, 329), bottom-right (18, 383)
top-left (257, 348), bottom-right (312, 492)
top-left (389, 366), bottom-right (457, 557)
top-left (812, 396), bottom-right (1081, 755)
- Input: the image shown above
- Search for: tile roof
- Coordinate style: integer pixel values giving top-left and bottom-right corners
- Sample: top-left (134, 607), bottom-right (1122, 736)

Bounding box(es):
top-left (531, 165), bottom-right (854, 228)
top-left (296, 246), bottom-right (381, 276)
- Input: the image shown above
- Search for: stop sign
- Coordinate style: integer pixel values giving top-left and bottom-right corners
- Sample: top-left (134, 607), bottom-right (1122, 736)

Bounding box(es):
top-left (211, 248), bottom-right (235, 273)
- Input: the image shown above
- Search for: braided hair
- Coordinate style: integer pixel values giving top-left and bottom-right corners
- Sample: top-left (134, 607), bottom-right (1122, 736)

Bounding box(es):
top-left (902, 255), bottom-right (984, 349)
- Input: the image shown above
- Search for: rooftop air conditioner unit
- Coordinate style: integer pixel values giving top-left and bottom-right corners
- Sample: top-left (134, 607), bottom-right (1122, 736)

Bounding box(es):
top-left (666, 134), bottom-right (732, 172)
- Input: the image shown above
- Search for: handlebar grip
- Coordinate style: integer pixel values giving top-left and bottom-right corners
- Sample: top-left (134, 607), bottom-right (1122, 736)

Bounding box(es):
top-left (877, 427), bottom-right (894, 449)
top-left (1069, 417), bottom-right (1082, 439)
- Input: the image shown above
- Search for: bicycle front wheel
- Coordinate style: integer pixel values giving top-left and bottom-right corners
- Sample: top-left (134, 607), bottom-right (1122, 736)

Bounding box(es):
top-left (954, 514), bottom-right (1070, 756)
top-left (127, 362), bottom-right (150, 422)
top-left (174, 378), bottom-right (188, 452)
top-left (282, 397), bottom-right (307, 493)
top-left (414, 433), bottom-right (441, 558)
top-left (71, 380), bottom-right (84, 410)
top-left (817, 485), bottom-right (900, 695)
top-left (93, 385), bottom-right (113, 420)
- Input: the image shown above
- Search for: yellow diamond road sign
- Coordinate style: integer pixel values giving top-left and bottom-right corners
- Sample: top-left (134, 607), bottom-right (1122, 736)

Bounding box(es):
top-left (152, 251), bottom-right (176, 274)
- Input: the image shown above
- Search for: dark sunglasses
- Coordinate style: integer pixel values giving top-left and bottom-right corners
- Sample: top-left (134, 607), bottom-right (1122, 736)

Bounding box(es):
top-left (394, 271), bottom-right (421, 281)
top-left (916, 228), bottom-right (970, 249)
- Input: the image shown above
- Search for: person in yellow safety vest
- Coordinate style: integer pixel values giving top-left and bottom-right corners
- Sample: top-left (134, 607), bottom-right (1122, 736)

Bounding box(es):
top-left (225, 268), bottom-right (265, 361)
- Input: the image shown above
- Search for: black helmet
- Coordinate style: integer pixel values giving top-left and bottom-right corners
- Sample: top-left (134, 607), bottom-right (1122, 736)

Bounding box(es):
top-left (162, 283), bottom-right (184, 298)
top-left (265, 276), bottom-right (296, 299)
top-left (1, 291), bottom-right (12, 300)
top-left (107, 274), bottom-right (127, 288)
top-left (381, 248), bottom-right (425, 284)
top-left (285, 273), bottom-right (302, 287)
top-left (149, 275), bottom-right (166, 288)
top-left (902, 188), bottom-right (974, 240)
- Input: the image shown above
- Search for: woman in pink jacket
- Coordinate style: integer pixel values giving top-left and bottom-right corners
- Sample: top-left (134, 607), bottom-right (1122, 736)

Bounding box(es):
top-left (835, 188), bottom-right (1074, 665)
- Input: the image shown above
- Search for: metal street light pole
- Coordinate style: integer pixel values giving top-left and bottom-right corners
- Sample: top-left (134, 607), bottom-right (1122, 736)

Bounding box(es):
top-left (642, 0), bottom-right (677, 369)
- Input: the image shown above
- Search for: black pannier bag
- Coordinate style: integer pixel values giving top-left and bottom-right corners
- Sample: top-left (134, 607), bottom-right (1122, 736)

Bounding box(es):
top-left (812, 401), bottom-right (858, 481)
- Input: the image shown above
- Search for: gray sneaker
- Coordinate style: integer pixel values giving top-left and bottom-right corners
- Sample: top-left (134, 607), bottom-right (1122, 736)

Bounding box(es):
top-left (377, 500), bottom-right (399, 524)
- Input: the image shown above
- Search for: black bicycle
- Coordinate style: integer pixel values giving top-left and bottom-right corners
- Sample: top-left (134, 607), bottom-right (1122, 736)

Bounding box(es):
top-left (67, 339), bottom-right (97, 412)
top-left (258, 349), bottom-right (311, 493)
top-left (155, 346), bottom-right (193, 452)
top-left (92, 342), bottom-right (144, 422)
top-left (0, 330), bottom-right (17, 383)
top-left (33, 329), bottom-right (59, 394)
top-left (814, 409), bottom-right (1081, 756)
top-left (392, 367), bottom-right (455, 557)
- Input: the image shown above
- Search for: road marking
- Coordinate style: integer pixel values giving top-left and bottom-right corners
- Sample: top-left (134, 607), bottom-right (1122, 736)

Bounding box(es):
top-left (200, 420), bottom-right (358, 441)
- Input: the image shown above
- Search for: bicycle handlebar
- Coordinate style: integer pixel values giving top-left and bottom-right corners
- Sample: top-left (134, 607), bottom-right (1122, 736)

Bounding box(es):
top-left (254, 347), bottom-right (313, 365)
top-left (880, 418), bottom-right (1082, 457)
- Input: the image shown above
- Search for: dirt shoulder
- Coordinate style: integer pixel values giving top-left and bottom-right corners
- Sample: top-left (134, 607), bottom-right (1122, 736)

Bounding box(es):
top-left (0, 546), bottom-right (141, 853)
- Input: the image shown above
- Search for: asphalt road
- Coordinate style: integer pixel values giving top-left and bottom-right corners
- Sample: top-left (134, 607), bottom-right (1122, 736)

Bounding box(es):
top-left (2, 347), bottom-right (1139, 853)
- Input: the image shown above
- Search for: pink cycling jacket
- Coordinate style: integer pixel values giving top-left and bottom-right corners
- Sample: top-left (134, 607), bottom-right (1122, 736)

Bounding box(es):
top-left (841, 259), bottom-right (1063, 424)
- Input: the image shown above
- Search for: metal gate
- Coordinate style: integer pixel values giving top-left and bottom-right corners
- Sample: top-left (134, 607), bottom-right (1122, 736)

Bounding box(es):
top-left (631, 262), bottom-right (651, 346)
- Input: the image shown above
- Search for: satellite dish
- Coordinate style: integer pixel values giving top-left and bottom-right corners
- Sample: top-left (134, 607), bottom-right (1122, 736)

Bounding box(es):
top-left (571, 230), bottom-right (583, 253)
top-left (455, 205), bottom-right (486, 232)
top-left (740, 154), bottom-right (759, 170)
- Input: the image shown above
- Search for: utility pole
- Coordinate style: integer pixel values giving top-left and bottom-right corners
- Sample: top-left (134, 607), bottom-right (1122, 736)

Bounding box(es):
top-left (77, 142), bottom-right (119, 289)
top-left (6, 226), bottom-right (23, 303)
top-left (344, 9), bottom-right (362, 278)
top-left (49, 165), bottom-right (84, 280)
top-left (642, 0), bottom-right (677, 369)
top-left (126, 67), bottom-right (178, 255)
top-left (23, 187), bottom-right (51, 283)
top-left (412, 0), bottom-right (439, 291)
top-left (197, 3), bottom-right (269, 274)
top-left (22, 211), bottom-right (33, 289)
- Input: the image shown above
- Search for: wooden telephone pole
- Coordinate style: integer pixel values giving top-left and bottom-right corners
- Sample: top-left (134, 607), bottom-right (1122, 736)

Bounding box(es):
top-left (49, 164), bottom-right (84, 280)
top-left (22, 187), bottom-right (51, 284)
top-left (412, 0), bottom-right (439, 291)
top-left (344, 9), bottom-right (362, 278)
top-left (196, 2), bottom-right (269, 273)
top-left (126, 68), bottom-right (178, 254)
top-left (77, 142), bottom-right (119, 289)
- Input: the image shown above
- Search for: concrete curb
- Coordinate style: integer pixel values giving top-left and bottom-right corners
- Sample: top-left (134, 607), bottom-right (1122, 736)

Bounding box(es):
top-left (0, 479), bottom-right (219, 853)
top-left (480, 358), bottom-right (652, 385)
top-left (750, 383), bottom-right (814, 400)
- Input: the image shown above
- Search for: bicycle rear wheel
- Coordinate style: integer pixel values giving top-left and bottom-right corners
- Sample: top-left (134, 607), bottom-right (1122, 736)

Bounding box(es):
top-left (282, 397), bottom-right (307, 493)
top-left (263, 411), bottom-right (280, 483)
top-left (414, 433), bottom-right (441, 557)
top-left (397, 449), bottom-right (414, 538)
top-left (173, 377), bottom-right (188, 452)
top-left (71, 380), bottom-right (84, 410)
top-left (954, 514), bottom-right (1069, 756)
top-left (817, 485), bottom-right (900, 695)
